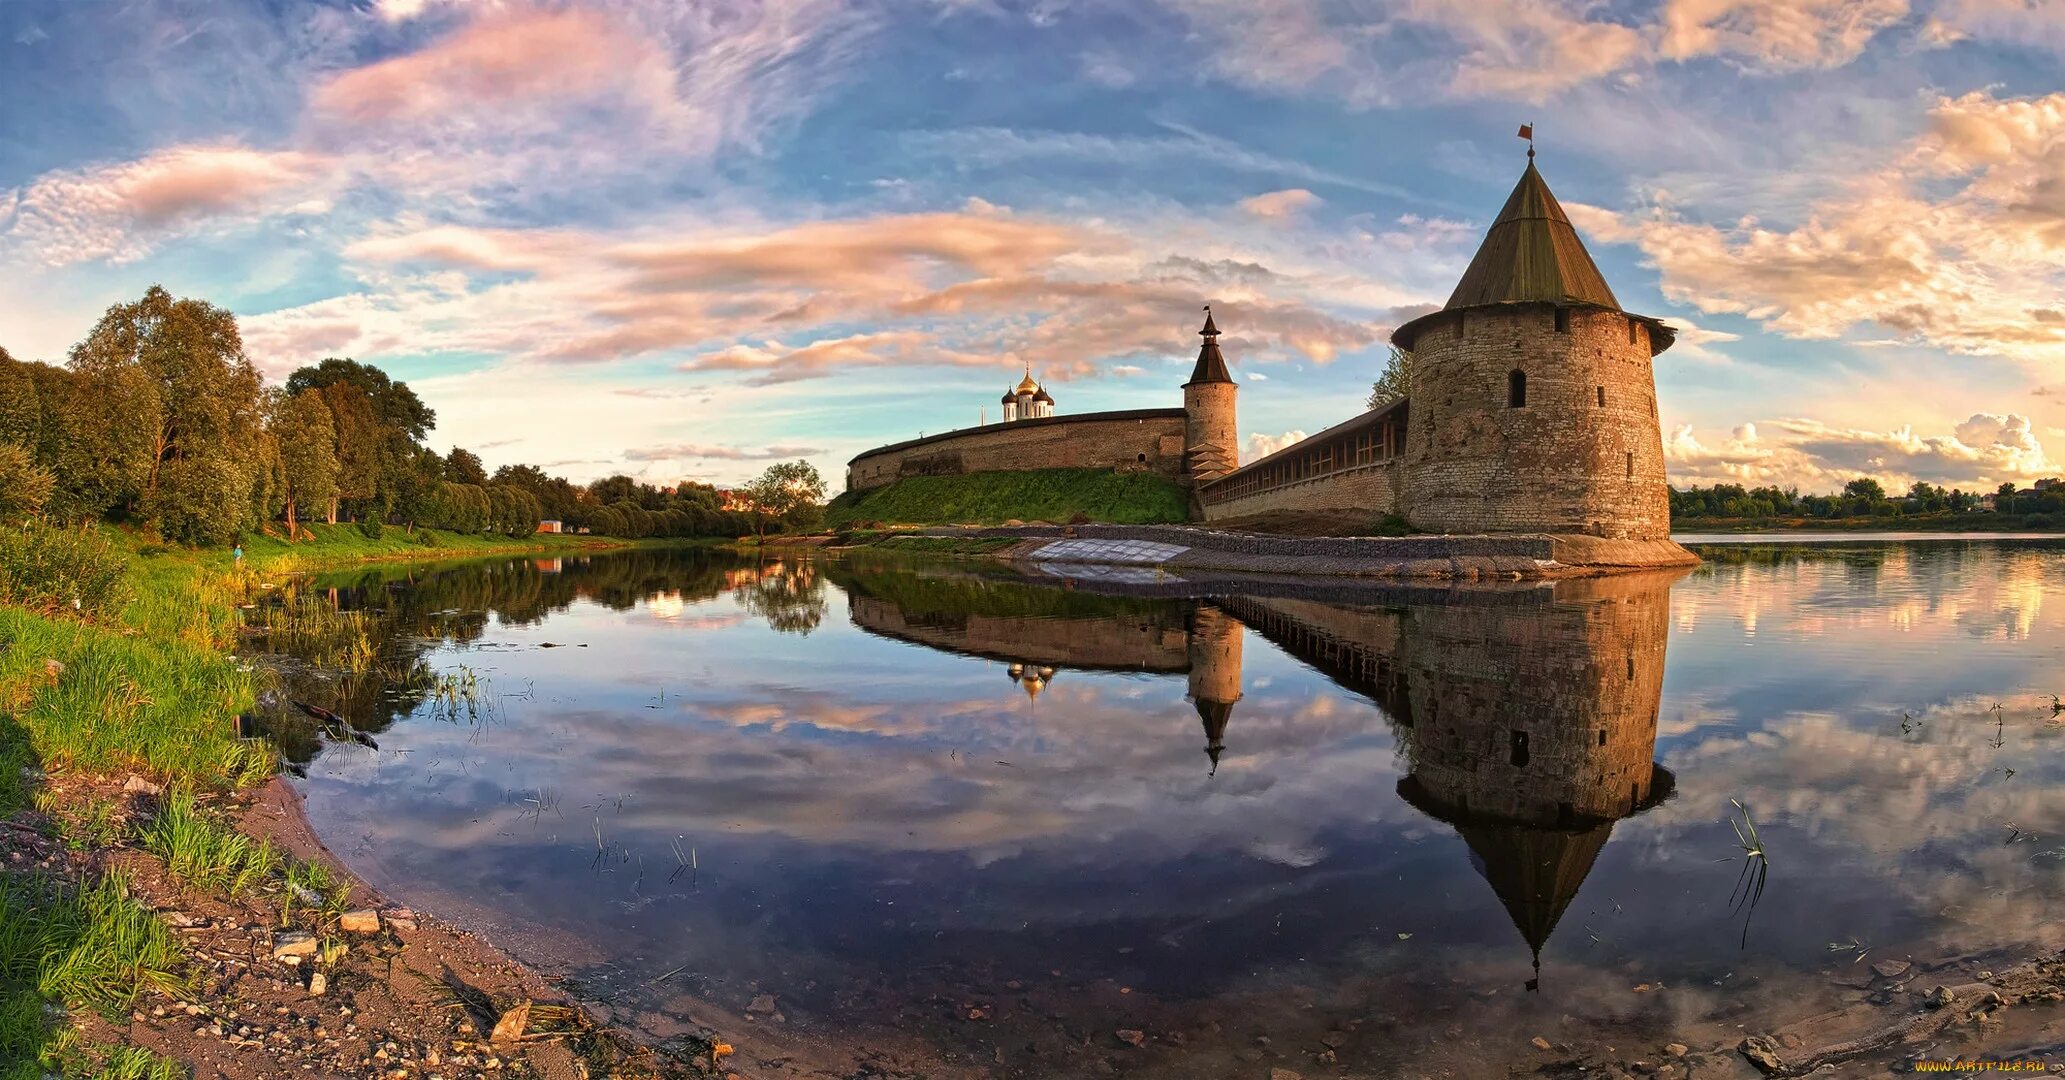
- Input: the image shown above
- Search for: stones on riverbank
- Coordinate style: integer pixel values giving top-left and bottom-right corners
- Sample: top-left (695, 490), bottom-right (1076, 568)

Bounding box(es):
top-left (338, 909), bottom-right (380, 933)
top-left (271, 931), bottom-right (317, 960)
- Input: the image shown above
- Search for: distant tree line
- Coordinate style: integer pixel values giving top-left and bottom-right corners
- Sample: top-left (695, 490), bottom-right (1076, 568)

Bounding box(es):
top-left (1671, 478), bottom-right (2065, 523)
top-left (0, 284), bottom-right (822, 543)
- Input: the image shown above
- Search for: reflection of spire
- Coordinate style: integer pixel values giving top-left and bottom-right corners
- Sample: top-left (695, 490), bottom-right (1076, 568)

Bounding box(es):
top-left (1385, 571), bottom-right (1684, 989)
top-left (1187, 606), bottom-right (1245, 776)
top-left (1195, 698), bottom-right (1233, 775)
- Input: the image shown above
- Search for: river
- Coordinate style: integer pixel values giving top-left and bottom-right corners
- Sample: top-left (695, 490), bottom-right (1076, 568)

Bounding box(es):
top-left (244, 540), bottom-right (2065, 1076)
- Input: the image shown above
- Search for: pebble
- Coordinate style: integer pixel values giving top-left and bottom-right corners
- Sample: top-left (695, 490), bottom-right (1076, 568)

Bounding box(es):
top-left (273, 931), bottom-right (318, 960)
top-left (309, 972), bottom-right (328, 997)
top-left (339, 910), bottom-right (382, 934)
top-left (1115, 1029), bottom-right (1146, 1048)
top-left (1739, 1034), bottom-right (1784, 1072)
top-left (746, 993), bottom-right (778, 1015)
top-left (1926, 985), bottom-right (1955, 1009)
top-left (1532, 1036), bottom-right (1554, 1051)
top-left (1871, 959), bottom-right (1911, 979)
top-left (1664, 1042), bottom-right (1688, 1057)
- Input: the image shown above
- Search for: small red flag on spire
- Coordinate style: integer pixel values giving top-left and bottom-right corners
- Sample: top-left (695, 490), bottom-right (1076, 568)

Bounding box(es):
top-left (1517, 123), bottom-right (1533, 141)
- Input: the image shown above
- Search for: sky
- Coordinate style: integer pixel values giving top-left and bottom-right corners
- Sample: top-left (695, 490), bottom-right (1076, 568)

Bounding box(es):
top-left (2, 0), bottom-right (2064, 494)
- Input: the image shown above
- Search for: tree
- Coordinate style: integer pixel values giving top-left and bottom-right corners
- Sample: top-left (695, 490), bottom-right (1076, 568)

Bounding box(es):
top-left (317, 382), bottom-right (381, 522)
top-left (270, 389), bottom-right (339, 537)
top-left (0, 443), bottom-right (53, 523)
top-left (1998, 481), bottom-right (2018, 514)
top-left (285, 358), bottom-right (435, 442)
top-left (1842, 477), bottom-right (1886, 502)
top-left (743, 461), bottom-right (827, 539)
top-left (67, 285), bottom-right (264, 544)
top-left (446, 447), bottom-right (488, 487)
top-left (1367, 346), bottom-right (1416, 410)
top-left (0, 350), bottom-right (39, 448)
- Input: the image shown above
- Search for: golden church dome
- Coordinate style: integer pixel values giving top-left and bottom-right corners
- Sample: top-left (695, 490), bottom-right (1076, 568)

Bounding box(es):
top-left (1015, 371), bottom-right (1040, 394)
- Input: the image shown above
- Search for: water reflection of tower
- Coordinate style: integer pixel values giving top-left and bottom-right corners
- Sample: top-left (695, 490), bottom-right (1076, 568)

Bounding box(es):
top-left (1187, 606), bottom-right (1245, 774)
top-left (1392, 574), bottom-right (1681, 988)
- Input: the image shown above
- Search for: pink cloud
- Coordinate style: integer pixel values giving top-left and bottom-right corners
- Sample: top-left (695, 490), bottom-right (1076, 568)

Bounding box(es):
top-left (311, 8), bottom-right (648, 126)
top-left (5, 145), bottom-right (330, 264)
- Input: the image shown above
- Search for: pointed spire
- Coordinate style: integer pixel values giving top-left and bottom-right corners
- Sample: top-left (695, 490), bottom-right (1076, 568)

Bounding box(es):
top-left (1185, 305), bottom-right (1233, 386)
top-left (1443, 158), bottom-right (1619, 312)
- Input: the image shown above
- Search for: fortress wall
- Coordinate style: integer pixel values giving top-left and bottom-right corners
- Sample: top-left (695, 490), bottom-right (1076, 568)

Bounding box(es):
top-left (1198, 460), bottom-right (1402, 523)
top-left (846, 409), bottom-right (1189, 492)
top-left (846, 595), bottom-right (1191, 671)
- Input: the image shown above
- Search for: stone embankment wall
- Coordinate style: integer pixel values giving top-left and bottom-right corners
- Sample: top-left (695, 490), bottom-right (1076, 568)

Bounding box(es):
top-left (846, 409), bottom-right (1188, 492)
top-left (1402, 305), bottom-right (1671, 540)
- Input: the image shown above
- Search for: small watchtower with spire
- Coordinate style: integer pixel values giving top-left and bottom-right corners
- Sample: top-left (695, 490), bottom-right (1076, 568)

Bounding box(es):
top-left (1182, 307), bottom-right (1239, 484)
top-left (1390, 132), bottom-right (1677, 540)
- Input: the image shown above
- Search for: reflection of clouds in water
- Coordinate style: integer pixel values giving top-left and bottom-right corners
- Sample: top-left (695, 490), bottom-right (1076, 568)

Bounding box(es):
top-left (294, 543), bottom-right (2065, 1058)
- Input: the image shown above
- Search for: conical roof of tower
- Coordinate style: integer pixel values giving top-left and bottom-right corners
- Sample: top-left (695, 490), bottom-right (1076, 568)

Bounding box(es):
top-left (1447, 160), bottom-right (1619, 312)
top-left (1186, 309), bottom-right (1234, 386)
top-left (1392, 157), bottom-right (1675, 355)
top-left (1455, 821), bottom-right (1613, 962)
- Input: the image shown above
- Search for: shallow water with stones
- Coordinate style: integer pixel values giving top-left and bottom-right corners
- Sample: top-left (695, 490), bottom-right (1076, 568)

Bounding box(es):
top-left (244, 541), bottom-right (2065, 1075)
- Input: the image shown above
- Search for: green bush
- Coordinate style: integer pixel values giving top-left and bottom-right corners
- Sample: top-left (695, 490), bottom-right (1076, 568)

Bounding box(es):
top-left (0, 524), bottom-right (130, 618)
top-left (1370, 513), bottom-right (1413, 536)
top-left (357, 519), bottom-right (385, 540)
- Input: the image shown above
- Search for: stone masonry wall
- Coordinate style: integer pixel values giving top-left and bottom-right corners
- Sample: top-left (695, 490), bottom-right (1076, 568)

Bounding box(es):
top-left (1198, 460), bottom-right (1402, 523)
top-left (846, 409), bottom-right (1188, 492)
top-left (1402, 305), bottom-right (1670, 540)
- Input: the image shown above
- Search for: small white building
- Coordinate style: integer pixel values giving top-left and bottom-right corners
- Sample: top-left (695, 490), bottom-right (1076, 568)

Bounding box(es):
top-left (537, 519), bottom-right (564, 534)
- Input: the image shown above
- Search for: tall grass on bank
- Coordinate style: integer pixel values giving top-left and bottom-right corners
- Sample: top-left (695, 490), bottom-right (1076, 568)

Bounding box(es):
top-left (0, 524), bottom-right (130, 618)
top-left (0, 872), bottom-right (189, 1080)
top-left (141, 789), bottom-right (283, 898)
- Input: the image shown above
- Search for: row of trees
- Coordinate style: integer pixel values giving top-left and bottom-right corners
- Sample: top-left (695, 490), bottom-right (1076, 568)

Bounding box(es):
top-left (1670, 479), bottom-right (2065, 520)
top-left (0, 285), bottom-right (826, 544)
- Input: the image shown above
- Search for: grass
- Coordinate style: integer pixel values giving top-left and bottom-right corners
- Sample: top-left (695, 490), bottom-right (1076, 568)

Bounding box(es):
top-left (0, 872), bottom-right (190, 1080)
top-left (0, 521), bottom-right (660, 1075)
top-left (825, 468), bottom-right (1190, 528)
top-left (140, 789), bottom-right (283, 898)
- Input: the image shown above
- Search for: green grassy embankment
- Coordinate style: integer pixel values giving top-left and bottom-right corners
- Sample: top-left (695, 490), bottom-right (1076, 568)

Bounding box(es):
top-left (0, 522), bottom-right (694, 1078)
top-left (825, 468), bottom-right (1190, 528)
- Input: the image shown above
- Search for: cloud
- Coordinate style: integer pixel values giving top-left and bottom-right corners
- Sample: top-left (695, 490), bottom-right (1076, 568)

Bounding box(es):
top-left (1665, 412), bottom-right (2054, 490)
top-left (1239, 188), bottom-right (1322, 220)
top-left (310, 8), bottom-right (661, 127)
top-left (1249, 429), bottom-right (1309, 458)
top-left (247, 203), bottom-right (1387, 382)
top-left (4, 145), bottom-right (332, 264)
top-left (1165, 0), bottom-right (1916, 105)
top-left (624, 442), bottom-right (826, 461)
top-left (1575, 90), bottom-right (2065, 367)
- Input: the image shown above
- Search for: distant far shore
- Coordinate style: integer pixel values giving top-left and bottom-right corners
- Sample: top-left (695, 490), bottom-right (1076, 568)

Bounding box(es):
top-left (1669, 514), bottom-right (2065, 535)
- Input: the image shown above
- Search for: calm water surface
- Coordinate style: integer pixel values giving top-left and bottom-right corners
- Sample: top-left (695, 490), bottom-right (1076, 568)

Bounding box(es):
top-left (252, 543), bottom-right (2065, 1075)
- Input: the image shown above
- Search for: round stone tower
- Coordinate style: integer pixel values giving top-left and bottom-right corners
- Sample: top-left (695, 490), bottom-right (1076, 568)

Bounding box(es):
top-left (1391, 155), bottom-right (1677, 540)
top-left (1182, 308), bottom-right (1239, 484)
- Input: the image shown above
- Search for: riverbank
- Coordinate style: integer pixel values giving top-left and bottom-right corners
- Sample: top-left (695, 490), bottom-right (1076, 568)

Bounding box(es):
top-left (0, 525), bottom-right (726, 1078)
top-left (826, 523), bottom-right (1699, 579)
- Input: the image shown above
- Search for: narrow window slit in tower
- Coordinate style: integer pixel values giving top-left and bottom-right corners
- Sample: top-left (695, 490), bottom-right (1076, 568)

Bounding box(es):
top-left (1597, 729), bottom-right (1607, 747)
top-left (1554, 307), bottom-right (1569, 333)
top-left (1597, 385), bottom-right (1606, 407)
top-left (1509, 729), bottom-right (1530, 768)
top-left (1626, 450), bottom-right (1635, 478)
top-left (1508, 370), bottom-right (1527, 408)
